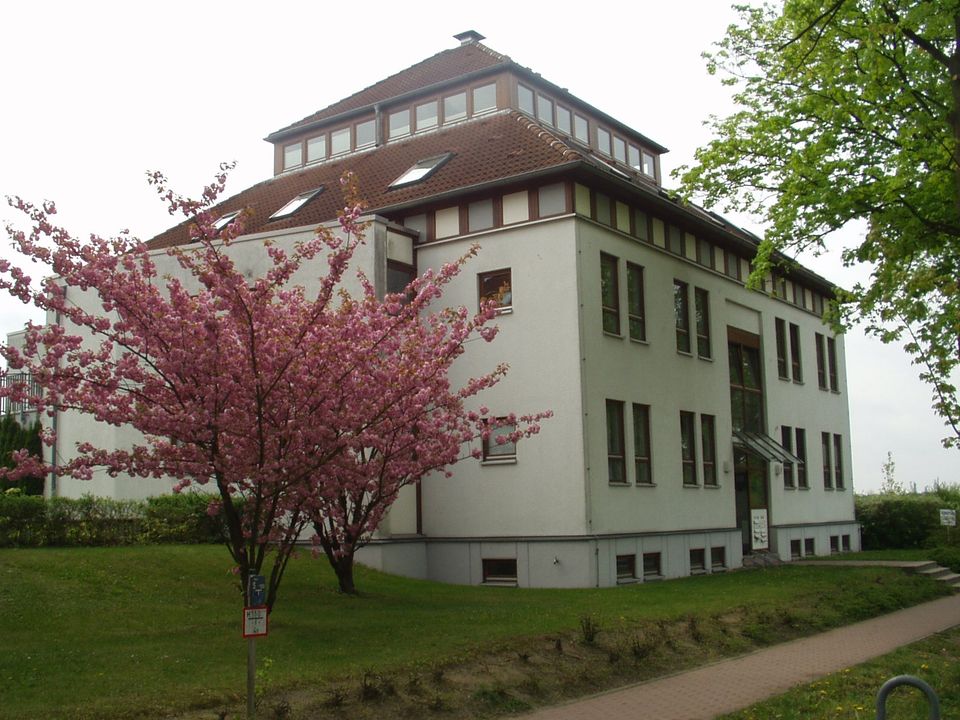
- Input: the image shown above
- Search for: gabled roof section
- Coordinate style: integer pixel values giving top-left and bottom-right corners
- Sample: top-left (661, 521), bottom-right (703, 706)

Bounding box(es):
top-left (267, 40), bottom-right (509, 141)
top-left (148, 111), bottom-right (582, 250)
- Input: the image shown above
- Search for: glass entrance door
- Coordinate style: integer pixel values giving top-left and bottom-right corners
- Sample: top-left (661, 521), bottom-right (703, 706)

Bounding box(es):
top-left (734, 449), bottom-right (769, 555)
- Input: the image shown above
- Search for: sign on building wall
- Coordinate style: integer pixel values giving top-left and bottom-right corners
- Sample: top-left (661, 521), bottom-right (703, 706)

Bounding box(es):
top-left (751, 509), bottom-right (769, 550)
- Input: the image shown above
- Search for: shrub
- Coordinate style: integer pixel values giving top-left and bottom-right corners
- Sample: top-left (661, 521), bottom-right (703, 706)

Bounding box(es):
top-left (141, 493), bottom-right (226, 544)
top-left (930, 546), bottom-right (960, 573)
top-left (0, 494), bottom-right (46, 546)
top-left (855, 494), bottom-right (942, 549)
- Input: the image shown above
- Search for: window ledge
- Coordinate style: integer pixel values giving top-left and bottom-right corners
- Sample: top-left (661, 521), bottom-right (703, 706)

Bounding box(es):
top-left (793, 379), bottom-right (805, 386)
top-left (682, 483), bottom-right (700, 489)
top-left (824, 487), bottom-right (835, 491)
top-left (636, 482), bottom-right (657, 488)
top-left (711, 565), bottom-right (727, 573)
top-left (703, 484), bottom-right (721, 489)
top-left (629, 337), bottom-right (649, 346)
top-left (603, 331), bottom-right (624, 340)
top-left (642, 575), bottom-right (664, 582)
top-left (831, 389), bottom-right (842, 395)
top-left (798, 486), bottom-right (811, 491)
top-left (689, 569), bottom-right (708, 576)
top-left (616, 577), bottom-right (639, 585)
top-left (608, 482), bottom-right (631, 488)
top-left (481, 458), bottom-right (517, 467)
top-left (698, 354), bottom-right (713, 362)
top-left (676, 350), bottom-right (694, 358)
top-left (778, 375), bottom-right (791, 382)
top-left (784, 485), bottom-right (796, 491)
top-left (495, 307), bottom-right (513, 316)
top-left (482, 579), bottom-right (518, 587)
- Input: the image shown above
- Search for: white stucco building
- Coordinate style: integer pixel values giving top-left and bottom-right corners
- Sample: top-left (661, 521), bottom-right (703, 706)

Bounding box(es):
top-left (9, 31), bottom-right (859, 586)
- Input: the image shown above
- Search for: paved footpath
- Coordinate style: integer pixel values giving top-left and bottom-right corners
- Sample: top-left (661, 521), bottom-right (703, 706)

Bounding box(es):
top-left (520, 593), bottom-right (960, 720)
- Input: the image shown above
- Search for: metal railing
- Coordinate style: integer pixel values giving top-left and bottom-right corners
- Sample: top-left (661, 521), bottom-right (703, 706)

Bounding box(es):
top-left (876, 675), bottom-right (941, 720)
top-left (0, 371), bottom-right (42, 419)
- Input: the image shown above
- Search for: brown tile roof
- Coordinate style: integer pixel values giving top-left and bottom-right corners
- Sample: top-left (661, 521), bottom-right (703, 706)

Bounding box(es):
top-left (148, 111), bottom-right (582, 250)
top-left (268, 42), bottom-right (509, 140)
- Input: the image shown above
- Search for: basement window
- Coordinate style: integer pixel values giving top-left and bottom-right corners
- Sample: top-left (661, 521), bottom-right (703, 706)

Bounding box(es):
top-left (616, 554), bottom-right (636, 582)
top-left (482, 558), bottom-right (517, 585)
top-left (389, 153), bottom-right (453, 189)
top-left (269, 187), bottom-right (324, 220)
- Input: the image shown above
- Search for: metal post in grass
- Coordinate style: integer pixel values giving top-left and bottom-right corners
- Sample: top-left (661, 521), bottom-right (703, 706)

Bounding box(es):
top-left (243, 575), bottom-right (268, 720)
top-left (875, 675), bottom-right (940, 720)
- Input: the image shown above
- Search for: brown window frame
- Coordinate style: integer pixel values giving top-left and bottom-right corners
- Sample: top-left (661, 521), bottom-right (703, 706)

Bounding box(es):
top-left (626, 263), bottom-right (646, 342)
top-left (606, 400), bottom-right (626, 484)
top-left (680, 410), bottom-right (698, 486)
top-left (633, 403), bottom-right (652, 485)
top-left (827, 337), bottom-right (839, 391)
top-left (695, 287), bottom-right (711, 359)
top-left (789, 322), bottom-right (803, 382)
top-left (815, 333), bottom-right (828, 389)
top-left (821, 431), bottom-right (833, 489)
top-left (775, 318), bottom-right (789, 379)
top-left (781, 425), bottom-right (795, 488)
top-left (674, 280), bottom-right (691, 353)
top-left (796, 428), bottom-right (808, 488)
top-left (600, 253), bottom-right (620, 335)
top-left (701, 414), bottom-right (717, 486)
top-left (833, 433), bottom-right (844, 489)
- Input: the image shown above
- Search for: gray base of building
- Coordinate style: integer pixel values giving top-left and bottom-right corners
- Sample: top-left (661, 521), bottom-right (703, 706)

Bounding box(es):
top-left (355, 523), bottom-right (861, 588)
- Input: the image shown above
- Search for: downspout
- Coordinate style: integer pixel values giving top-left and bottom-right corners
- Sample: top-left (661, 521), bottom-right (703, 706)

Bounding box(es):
top-left (573, 214), bottom-right (600, 587)
top-left (374, 103), bottom-right (383, 147)
top-left (49, 297), bottom-right (62, 498)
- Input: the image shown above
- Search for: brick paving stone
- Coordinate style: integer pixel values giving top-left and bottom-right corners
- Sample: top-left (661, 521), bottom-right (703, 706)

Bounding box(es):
top-left (520, 594), bottom-right (960, 720)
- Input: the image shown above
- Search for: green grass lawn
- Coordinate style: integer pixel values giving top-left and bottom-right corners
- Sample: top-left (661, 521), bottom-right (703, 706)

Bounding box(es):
top-left (0, 545), bottom-right (949, 720)
top-left (720, 627), bottom-right (960, 720)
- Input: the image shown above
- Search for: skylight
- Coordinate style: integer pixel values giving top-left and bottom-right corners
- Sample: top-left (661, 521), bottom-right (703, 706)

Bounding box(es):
top-left (269, 187), bottom-right (324, 220)
top-left (213, 211), bottom-right (241, 231)
top-left (389, 154), bottom-right (453, 189)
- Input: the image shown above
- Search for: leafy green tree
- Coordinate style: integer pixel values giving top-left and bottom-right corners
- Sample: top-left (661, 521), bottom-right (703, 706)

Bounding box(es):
top-left (0, 415), bottom-right (43, 495)
top-left (679, 1), bottom-right (960, 445)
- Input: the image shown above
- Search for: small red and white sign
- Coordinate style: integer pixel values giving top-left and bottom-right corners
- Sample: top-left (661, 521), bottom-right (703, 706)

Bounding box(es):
top-left (243, 606), bottom-right (269, 638)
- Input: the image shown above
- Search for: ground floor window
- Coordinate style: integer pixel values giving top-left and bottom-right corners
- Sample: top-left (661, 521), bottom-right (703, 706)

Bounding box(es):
top-left (842, 534), bottom-right (851, 552)
top-left (804, 538), bottom-right (815, 556)
top-left (482, 558), bottom-right (517, 583)
top-left (830, 535), bottom-right (839, 553)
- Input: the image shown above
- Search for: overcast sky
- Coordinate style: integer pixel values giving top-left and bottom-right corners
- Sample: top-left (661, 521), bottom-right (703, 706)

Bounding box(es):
top-left (0, 0), bottom-right (956, 493)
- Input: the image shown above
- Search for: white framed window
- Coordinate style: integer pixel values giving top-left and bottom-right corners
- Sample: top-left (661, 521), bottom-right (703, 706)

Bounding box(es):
top-left (482, 418), bottom-right (517, 461)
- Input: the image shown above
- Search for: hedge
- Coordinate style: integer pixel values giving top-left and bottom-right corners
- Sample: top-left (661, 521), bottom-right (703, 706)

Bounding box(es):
top-left (0, 493), bottom-right (227, 548)
top-left (855, 492), bottom-right (959, 550)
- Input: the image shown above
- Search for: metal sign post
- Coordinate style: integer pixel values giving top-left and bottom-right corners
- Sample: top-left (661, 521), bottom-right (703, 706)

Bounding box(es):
top-left (243, 575), bottom-right (268, 720)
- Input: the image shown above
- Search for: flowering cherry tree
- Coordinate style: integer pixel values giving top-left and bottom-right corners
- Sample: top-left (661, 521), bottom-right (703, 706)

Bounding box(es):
top-left (0, 167), bottom-right (548, 604)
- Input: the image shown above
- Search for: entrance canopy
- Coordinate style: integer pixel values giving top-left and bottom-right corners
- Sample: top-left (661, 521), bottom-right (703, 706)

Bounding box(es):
top-left (733, 430), bottom-right (801, 464)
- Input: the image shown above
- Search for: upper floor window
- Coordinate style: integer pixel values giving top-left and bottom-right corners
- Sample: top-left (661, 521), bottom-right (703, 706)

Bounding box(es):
top-left (674, 280), bottom-right (691, 353)
top-left (473, 83), bottom-right (497, 114)
top-left (626, 263), bottom-right (646, 342)
top-left (537, 94), bottom-right (554, 126)
top-left (695, 288), bottom-right (711, 359)
top-left (821, 432), bottom-right (833, 489)
top-left (416, 101), bottom-right (439, 131)
top-left (283, 142), bottom-right (302, 170)
top-left (667, 225), bottom-right (685, 256)
top-left (213, 211), bottom-right (241, 232)
top-left (680, 411), bottom-right (697, 486)
top-left (355, 119), bottom-right (376, 148)
top-left (601, 253), bottom-right (620, 335)
top-left (306, 135), bottom-right (326, 163)
top-left (389, 153), bottom-right (453, 189)
top-left (781, 426), bottom-right (795, 488)
top-left (597, 127), bottom-right (612, 156)
top-left (641, 151), bottom-right (656, 178)
top-left (606, 400), bottom-right (626, 484)
top-left (518, 84), bottom-right (534, 115)
top-left (389, 109), bottom-right (411, 139)
top-left (633, 404), bottom-right (652, 485)
top-left (574, 114), bottom-right (589, 143)
top-left (701, 414), bottom-right (717, 486)
top-left (776, 319), bottom-right (789, 379)
top-left (478, 268), bottom-right (512, 313)
top-left (482, 419), bottom-right (517, 461)
top-left (815, 333), bottom-right (828, 389)
top-left (827, 337), bottom-right (839, 391)
top-left (789, 323), bottom-right (803, 382)
top-left (269, 187), bottom-right (324, 220)
top-left (443, 92), bottom-right (467, 123)
top-left (331, 127), bottom-right (350, 155)
top-left (613, 137), bottom-right (627, 164)
top-left (556, 106), bottom-right (571, 134)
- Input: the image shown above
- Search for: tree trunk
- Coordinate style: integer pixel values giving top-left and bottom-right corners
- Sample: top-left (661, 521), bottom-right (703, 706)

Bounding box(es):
top-left (331, 552), bottom-right (357, 595)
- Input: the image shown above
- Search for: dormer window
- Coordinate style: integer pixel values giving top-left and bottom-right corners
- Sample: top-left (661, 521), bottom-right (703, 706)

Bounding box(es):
top-left (269, 187), bottom-right (324, 220)
top-left (307, 135), bottom-right (326, 163)
top-left (473, 83), bottom-right (497, 114)
top-left (356, 120), bottom-right (376, 149)
top-left (416, 101), bottom-right (438, 131)
top-left (331, 127), bottom-right (350, 156)
top-left (389, 109), bottom-right (411, 139)
top-left (389, 153), bottom-right (453, 189)
top-left (213, 211), bottom-right (241, 232)
top-left (443, 92), bottom-right (467, 123)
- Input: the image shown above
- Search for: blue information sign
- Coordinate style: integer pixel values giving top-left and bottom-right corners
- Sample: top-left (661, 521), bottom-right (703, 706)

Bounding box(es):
top-left (248, 574), bottom-right (266, 607)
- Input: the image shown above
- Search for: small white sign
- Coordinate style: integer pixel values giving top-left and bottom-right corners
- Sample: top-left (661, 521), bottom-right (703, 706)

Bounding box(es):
top-left (751, 509), bottom-right (769, 550)
top-left (940, 509), bottom-right (957, 527)
top-left (243, 607), bottom-right (269, 638)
